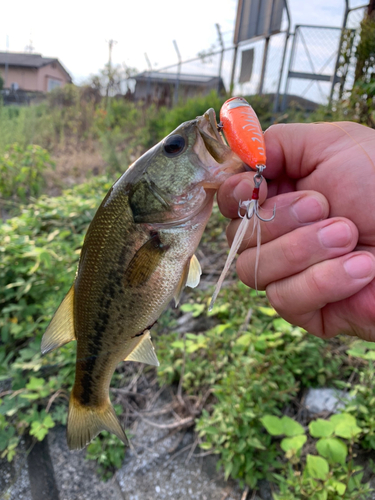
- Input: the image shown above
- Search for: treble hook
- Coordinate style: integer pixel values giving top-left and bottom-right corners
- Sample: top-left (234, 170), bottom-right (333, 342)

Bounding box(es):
top-left (237, 165), bottom-right (276, 222)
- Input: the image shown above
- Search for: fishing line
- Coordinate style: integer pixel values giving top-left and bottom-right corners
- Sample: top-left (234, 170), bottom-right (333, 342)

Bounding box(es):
top-left (209, 97), bottom-right (276, 310)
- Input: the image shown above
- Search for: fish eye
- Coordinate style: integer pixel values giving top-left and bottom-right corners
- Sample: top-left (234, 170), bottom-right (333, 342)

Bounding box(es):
top-left (163, 134), bottom-right (186, 157)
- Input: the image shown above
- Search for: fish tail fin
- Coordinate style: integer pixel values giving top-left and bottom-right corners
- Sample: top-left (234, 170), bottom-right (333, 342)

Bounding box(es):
top-left (67, 393), bottom-right (129, 450)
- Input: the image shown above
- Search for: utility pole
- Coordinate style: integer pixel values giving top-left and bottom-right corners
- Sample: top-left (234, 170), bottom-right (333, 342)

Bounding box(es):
top-left (273, 0), bottom-right (291, 116)
top-left (4, 35), bottom-right (9, 90)
top-left (105, 39), bottom-right (117, 105)
top-left (229, 45), bottom-right (238, 95)
top-left (145, 53), bottom-right (152, 102)
top-left (173, 40), bottom-right (181, 106)
top-left (25, 33), bottom-right (34, 53)
top-left (216, 23), bottom-right (225, 94)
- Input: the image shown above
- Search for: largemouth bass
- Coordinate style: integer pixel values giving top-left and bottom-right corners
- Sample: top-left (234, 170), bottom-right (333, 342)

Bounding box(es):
top-left (41, 109), bottom-right (244, 450)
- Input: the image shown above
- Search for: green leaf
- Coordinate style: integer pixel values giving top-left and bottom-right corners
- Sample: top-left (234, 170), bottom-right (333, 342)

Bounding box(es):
top-left (258, 306), bottom-right (277, 317)
top-left (247, 437), bottom-right (266, 450)
top-left (330, 413), bottom-right (361, 439)
top-left (330, 480), bottom-right (346, 495)
top-left (199, 442), bottom-right (212, 450)
top-left (309, 419), bottom-right (334, 438)
top-left (236, 333), bottom-right (252, 346)
top-left (43, 415), bottom-right (55, 430)
top-left (224, 460), bottom-right (233, 480)
top-left (272, 318), bottom-right (292, 333)
top-left (312, 491), bottom-right (327, 500)
top-left (171, 340), bottom-right (184, 349)
top-left (26, 377), bottom-right (45, 390)
top-left (261, 415), bottom-right (283, 436)
top-left (316, 437), bottom-right (347, 465)
top-left (281, 416), bottom-right (304, 437)
top-left (280, 435), bottom-right (307, 453)
top-left (30, 421), bottom-right (48, 441)
top-left (261, 415), bottom-right (304, 437)
top-left (305, 454), bottom-right (329, 480)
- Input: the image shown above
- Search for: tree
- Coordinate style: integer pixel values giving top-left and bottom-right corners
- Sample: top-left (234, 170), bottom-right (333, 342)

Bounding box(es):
top-left (350, 2), bottom-right (375, 127)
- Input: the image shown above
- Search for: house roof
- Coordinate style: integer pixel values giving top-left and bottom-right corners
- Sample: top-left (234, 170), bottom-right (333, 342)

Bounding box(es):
top-left (135, 71), bottom-right (222, 86)
top-left (0, 52), bottom-right (72, 81)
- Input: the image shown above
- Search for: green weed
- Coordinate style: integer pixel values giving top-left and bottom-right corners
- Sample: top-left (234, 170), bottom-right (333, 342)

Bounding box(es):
top-left (0, 143), bottom-right (54, 204)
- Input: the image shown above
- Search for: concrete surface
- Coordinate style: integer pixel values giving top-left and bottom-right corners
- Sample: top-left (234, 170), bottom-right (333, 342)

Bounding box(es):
top-left (304, 388), bottom-right (353, 414)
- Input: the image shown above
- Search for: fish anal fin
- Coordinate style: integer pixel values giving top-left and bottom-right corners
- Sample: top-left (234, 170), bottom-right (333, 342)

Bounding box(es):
top-left (41, 285), bottom-right (76, 355)
top-left (67, 393), bottom-right (128, 450)
top-left (125, 330), bottom-right (159, 367)
top-left (124, 233), bottom-right (168, 287)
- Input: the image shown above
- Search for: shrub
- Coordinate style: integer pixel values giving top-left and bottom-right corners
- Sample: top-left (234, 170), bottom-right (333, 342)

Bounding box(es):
top-left (0, 143), bottom-right (54, 203)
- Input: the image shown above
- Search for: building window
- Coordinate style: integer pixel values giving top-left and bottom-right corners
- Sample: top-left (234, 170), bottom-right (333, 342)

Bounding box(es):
top-left (47, 78), bottom-right (62, 92)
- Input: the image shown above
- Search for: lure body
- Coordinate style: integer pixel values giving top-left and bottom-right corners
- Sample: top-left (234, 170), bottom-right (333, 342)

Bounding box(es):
top-left (219, 96), bottom-right (266, 169)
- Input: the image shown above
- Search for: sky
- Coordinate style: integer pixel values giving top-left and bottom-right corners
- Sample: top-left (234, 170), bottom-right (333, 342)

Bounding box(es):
top-left (1, 0), bottom-right (367, 99)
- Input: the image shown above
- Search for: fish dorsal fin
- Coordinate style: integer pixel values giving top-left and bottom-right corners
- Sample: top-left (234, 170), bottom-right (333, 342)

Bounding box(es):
top-left (41, 285), bottom-right (76, 355)
top-left (186, 254), bottom-right (202, 289)
top-left (173, 254), bottom-right (202, 307)
top-left (125, 330), bottom-right (159, 366)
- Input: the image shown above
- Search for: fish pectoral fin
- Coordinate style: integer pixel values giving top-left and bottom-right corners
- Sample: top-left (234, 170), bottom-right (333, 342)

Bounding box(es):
top-left (41, 284), bottom-right (76, 355)
top-left (186, 254), bottom-right (202, 289)
top-left (67, 393), bottom-right (128, 450)
top-left (173, 254), bottom-right (202, 307)
top-left (173, 259), bottom-right (190, 307)
top-left (125, 330), bottom-right (159, 367)
top-left (123, 233), bottom-right (168, 287)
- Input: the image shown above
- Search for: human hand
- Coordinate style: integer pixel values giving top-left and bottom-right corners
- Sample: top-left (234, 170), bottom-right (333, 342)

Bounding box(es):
top-left (217, 122), bottom-right (375, 340)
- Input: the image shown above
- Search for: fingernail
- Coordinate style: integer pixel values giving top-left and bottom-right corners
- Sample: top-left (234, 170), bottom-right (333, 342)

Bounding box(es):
top-left (233, 179), bottom-right (255, 203)
top-left (344, 255), bottom-right (374, 279)
top-left (292, 196), bottom-right (325, 223)
top-left (319, 222), bottom-right (352, 248)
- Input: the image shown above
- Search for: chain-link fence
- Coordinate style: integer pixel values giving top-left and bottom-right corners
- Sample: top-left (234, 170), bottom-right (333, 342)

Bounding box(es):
top-left (128, 2), bottom-right (369, 108)
top-left (282, 25), bottom-right (342, 106)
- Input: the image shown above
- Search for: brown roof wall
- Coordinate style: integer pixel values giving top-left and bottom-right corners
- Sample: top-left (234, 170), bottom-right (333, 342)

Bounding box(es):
top-left (0, 61), bottom-right (71, 91)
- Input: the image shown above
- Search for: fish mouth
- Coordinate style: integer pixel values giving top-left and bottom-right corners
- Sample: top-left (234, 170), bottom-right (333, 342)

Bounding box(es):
top-left (197, 108), bottom-right (228, 163)
top-left (196, 108), bottom-right (245, 185)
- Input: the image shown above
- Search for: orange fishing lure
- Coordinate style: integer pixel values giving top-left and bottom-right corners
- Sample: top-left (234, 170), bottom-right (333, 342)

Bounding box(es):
top-left (219, 96), bottom-right (266, 170)
top-left (210, 97), bottom-right (275, 308)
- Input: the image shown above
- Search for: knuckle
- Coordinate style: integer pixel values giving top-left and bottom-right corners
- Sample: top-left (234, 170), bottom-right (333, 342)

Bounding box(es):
top-left (266, 282), bottom-right (288, 316)
top-left (307, 265), bottom-right (328, 300)
top-left (279, 236), bottom-right (306, 268)
top-left (236, 254), bottom-right (255, 288)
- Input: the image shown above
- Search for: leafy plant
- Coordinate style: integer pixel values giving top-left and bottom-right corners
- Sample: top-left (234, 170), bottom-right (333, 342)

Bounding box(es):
top-left (262, 413), bottom-right (369, 499)
top-left (0, 177), bottom-right (110, 462)
top-left (156, 282), bottom-right (349, 489)
top-left (86, 434), bottom-right (125, 480)
top-left (344, 341), bottom-right (375, 450)
top-left (0, 143), bottom-right (54, 203)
